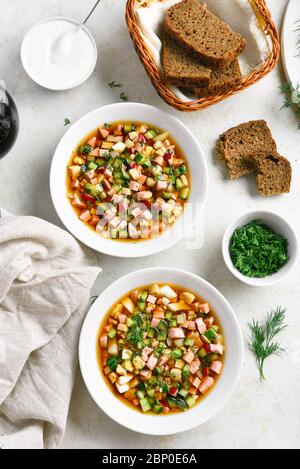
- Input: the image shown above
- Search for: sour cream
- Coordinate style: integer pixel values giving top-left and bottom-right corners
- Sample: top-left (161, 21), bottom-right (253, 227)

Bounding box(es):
top-left (21, 17), bottom-right (97, 90)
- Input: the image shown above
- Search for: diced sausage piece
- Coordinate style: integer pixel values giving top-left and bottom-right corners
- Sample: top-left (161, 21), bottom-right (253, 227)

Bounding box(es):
top-left (71, 179), bottom-right (80, 190)
top-left (99, 334), bottom-right (108, 348)
top-left (210, 344), bottom-right (224, 355)
top-left (80, 210), bottom-right (91, 222)
top-left (195, 317), bottom-right (207, 334)
top-left (151, 317), bottom-right (160, 328)
top-left (199, 303), bottom-right (210, 314)
top-left (199, 376), bottom-right (214, 394)
top-left (167, 338), bottom-right (173, 347)
top-left (85, 170), bottom-right (96, 181)
top-left (129, 181), bottom-right (141, 191)
top-left (210, 360), bottom-right (223, 375)
top-left (99, 128), bottom-right (110, 138)
top-left (205, 317), bottom-right (214, 328)
top-left (88, 136), bottom-right (97, 148)
top-left (147, 294), bottom-right (157, 304)
top-left (146, 354), bottom-right (158, 371)
top-left (129, 168), bottom-right (141, 180)
top-left (118, 314), bottom-right (127, 324)
top-left (110, 217), bottom-right (121, 228)
top-left (89, 148), bottom-right (100, 156)
top-left (131, 207), bottom-right (142, 218)
top-left (140, 369), bottom-right (152, 380)
top-left (189, 360), bottom-right (200, 375)
top-left (153, 309), bottom-right (165, 319)
top-left (137, 174), bottom-right (147, 184)
top-left (104, 209), bottom-right (116, 221)
top-left (72, 195), bottom-right (87, 210)
top-left (89, 215), bottom-right (100, 226)
top-left (156, 181), bottom-right (168, 191)
top-left (192, 377), bottom-right (201, 389)
top-left (159, 356), bottom-right (169, 366)
top-left (137, 191), bottom-right (152, 201)
top-left (168, 328), bottom-right (185, 339)
top-left (143, 347), bottom-right (153, 356)
top-left (187, 321), bottom-right (196, 330)
top-left (183, 350), bottom-right (195, 364)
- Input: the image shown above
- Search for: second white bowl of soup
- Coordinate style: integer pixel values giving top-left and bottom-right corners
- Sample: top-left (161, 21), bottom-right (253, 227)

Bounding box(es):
top-left (79, 268), bottom-right (243, 435)
top-left (50, 103), bottom-right (208, 257)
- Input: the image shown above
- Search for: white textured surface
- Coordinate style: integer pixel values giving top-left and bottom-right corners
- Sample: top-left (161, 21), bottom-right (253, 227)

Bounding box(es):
top-left (0, 0), bottom-right (299, 450)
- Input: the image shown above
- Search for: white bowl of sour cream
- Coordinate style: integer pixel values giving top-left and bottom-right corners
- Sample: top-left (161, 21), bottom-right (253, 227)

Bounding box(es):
top-left (21, 17), bottom-right (97, 91)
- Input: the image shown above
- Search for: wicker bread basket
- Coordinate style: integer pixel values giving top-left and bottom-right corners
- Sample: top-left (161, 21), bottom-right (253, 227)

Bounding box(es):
top-left (125, 0), bottom-right (280, 112)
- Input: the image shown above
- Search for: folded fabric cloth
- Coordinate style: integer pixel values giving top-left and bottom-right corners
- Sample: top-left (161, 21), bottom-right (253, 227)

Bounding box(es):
top-left (0, 213), bottom-right (101, 449)
top-left (135, 0), bottom-right (270, 101)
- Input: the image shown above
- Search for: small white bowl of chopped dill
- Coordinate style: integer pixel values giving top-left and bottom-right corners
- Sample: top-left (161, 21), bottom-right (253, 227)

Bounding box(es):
top-left (222, 210), bottom-right (298, 287)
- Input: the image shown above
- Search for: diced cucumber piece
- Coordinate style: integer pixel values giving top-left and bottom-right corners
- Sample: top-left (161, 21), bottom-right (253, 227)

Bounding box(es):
top-left (147, 388), bottom-right (155, 398)
top-left (148, 329), bottom-right (155, 338)
top-left (169, 320), bottom-right (177, 327)
top-left (199, 347), bottom-right (207, 358)
top-left (107, 328), bottom-right (116, 339)
top-left (137, 300), bottom-right (146, 312)
top-left (175, 165), bottom-right (186, 176)
top-left (184, 338), bottom-right (194, 347)
top-left (157, 332), bottom-right (167, 341)
top-left (153, 404), bottom-right (163, 414)
top-left (162, 192), bottom-right (172, 200)
top-left (171, 349), bottom-right (183, 360)
top-left (145, 129), bottom-right (158, 140)
top-left (124, 124), bottom-right (135, 133)
top-left (165, 312), bottom-right (172, 320)
top-left (204, 328), bottom-right (218, 342)
top-left (153, 131), bottom-right (169, 142)
top-left (178, 388), bottom-right (189, 398)
top-left (146, 177), bottom-right (156, 187)
top-left (158, 320), bottom-right (168, 331)
top-left (186, 395), bottom-right (196, 408)
top-left (134, 152), bottom-right (143, 163)
top-left (136, 390), bottom-right (145, 399)
top-left (179, 188), bottom-right (190, 200)
top-left (140, 291), bottom-right (149, 301)
top-left (87, 161), bottom-right (98, 170)
top-left (175, 178), bottom-right (184, 191)
top-left (126, 317), bottom-right (135, 327)
top-left (96, 158), bottom-right (106, 167)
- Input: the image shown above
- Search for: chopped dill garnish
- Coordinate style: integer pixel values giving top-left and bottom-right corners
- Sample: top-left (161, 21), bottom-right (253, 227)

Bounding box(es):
top-left (229, 220), bottom-right (289, 278)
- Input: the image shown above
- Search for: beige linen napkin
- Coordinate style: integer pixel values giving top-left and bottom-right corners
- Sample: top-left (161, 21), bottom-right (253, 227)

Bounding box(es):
top-left (0, 213), bottom-right (101, 449)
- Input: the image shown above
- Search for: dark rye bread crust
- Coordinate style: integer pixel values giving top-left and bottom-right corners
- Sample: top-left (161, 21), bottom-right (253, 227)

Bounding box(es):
top-left (192, 59), bottom-right (242, 98)
top-left (161, 33), bottom-right (212, 87)
top-left (165, 0), bottom-right (246, 66)
top-left (253, 151), bottom-right (292, 196)
top-left (216, 120), bottom-right (277, 179)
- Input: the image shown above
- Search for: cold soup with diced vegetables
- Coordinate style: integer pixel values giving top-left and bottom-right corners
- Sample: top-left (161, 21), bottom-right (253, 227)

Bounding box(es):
top-left (97, 284), bottom-right (225, 415)
top-left (66, 122), bottom-right (190, 241)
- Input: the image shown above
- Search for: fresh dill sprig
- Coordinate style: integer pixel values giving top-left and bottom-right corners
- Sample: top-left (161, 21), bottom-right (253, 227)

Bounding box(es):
top-left (280, 81), bottom-right (300, 129)
top-left (248, 307), bottom-right (287, 381)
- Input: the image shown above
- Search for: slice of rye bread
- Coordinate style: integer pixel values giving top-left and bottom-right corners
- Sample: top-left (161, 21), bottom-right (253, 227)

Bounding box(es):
top-left (191, 59), bottom-right (242, 97)
top-left (216, 120), bottom-right (277, 180)
top-left (161, 33), bottom-right (212, 87)
top-left (164, 0), bottom-right (246, 66)
top-left (253, 151), bottom-right (292, 196)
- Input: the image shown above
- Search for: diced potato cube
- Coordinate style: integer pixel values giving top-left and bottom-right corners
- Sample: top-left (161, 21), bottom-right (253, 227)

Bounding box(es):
top-left (168, 301), bottom-right (190, 312)
top-left (122, 349), bottom-right (133, 360)
top-left (123, 359), bottom-right (134, 372)
top-left (180, 292), bottom-right (196, 305)
top-left (133, 356), bottom-right (146, 370)
top-left (125, 138), bottom-right (134, 149)
top-left (122, 297), bottom-right (135, 314)
top-left (129, 131), bottom-right (138, 140)
top-left (160, 285), bottom-right (177, 300)
top-left (116, 365), bottom-right (127, 376)
top-left (108, 372), bottom-right (117, 384)
top-left (115, 382), bottom-right (130, 394)
top-left (170, 368), bottom-right (182, 382)
top-left (112, 141), bottom-right (126, 153)
top-left (149, 284), bottom-right (161, 296)
top-left (68, 165), bottom-right (81, 179)
top-left (117, 374), bottom-right (133, 385)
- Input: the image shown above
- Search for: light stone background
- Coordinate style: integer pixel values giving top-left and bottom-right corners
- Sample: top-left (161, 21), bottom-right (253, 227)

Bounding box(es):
top-left (0, 0), bottom-right (299, 449)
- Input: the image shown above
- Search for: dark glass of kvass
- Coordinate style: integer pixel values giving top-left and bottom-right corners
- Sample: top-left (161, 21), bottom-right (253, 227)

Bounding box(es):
top-left (0, 81), bottom-right (19, 160)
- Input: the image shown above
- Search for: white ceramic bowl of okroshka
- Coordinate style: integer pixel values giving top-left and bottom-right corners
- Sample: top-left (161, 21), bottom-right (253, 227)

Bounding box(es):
top-left (50, 102), bottom-right (208, 257)
top-left (79, 268), bottom-right (243, 435)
